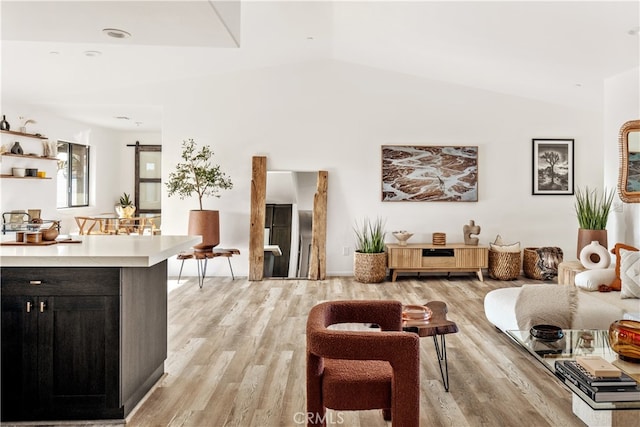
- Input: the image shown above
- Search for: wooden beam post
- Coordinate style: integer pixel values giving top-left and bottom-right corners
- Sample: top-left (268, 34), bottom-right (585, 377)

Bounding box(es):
top-left (249, 156), bottom-right (267, 281)
top-left (309, 170), bottom-right (328, 280)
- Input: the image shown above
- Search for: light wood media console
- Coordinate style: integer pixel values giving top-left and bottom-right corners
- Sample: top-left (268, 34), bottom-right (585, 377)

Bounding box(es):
top-left (387, 243), bottom-right (488, 282)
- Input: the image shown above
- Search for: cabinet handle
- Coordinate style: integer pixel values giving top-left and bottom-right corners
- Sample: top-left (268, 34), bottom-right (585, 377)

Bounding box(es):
top-left (39, 301), bottom-right (47, 312)
top-left (29, 280), bottom-right (42, 285)
top-left (26, 301), bottom-right (33, 313)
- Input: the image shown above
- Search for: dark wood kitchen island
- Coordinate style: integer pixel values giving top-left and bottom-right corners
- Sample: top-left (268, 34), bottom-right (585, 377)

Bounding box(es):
top-left (0, 235), bottom-right (199, 423)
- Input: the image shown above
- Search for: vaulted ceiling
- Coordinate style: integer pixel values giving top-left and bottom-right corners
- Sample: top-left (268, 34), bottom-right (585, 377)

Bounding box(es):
top-left (1, 1), bottom-right (638, 131)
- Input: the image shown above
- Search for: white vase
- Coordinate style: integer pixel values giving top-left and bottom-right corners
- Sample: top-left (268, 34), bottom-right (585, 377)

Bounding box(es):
top-left (115, 205), bottom-right (136, 218)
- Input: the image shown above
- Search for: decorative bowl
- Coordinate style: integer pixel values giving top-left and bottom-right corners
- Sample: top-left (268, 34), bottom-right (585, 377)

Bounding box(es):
top-left (392, 231), bottom-right (413, 246)
top-left (41, 228), bottom-right (59, 241)
top-left (609, 319), bottom-right (640, 363)
top-left (402, 305), bottom-right (432, 321)
top-left (530, 324), bottom-right (564, 341)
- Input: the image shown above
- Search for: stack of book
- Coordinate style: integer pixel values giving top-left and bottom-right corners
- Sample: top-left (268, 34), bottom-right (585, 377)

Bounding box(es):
top-left (555, 357), bottom-right (640, 402)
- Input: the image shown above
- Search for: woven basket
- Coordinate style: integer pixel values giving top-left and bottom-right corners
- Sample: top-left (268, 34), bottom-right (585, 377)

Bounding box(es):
top-left (523, 247), bottom-right (544, 280)
top-left (353, 252), bottom-right (387, 283)
top-left (488, 250), bottom-right (521, 280)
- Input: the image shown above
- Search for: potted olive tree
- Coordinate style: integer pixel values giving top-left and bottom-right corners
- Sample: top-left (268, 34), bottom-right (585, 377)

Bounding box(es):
top-left (353, 217), bottom-right (387, 283)
top-left (166, 139), bottom-right (233, 250)
top-left (575, 186), bottom-right (614, 258)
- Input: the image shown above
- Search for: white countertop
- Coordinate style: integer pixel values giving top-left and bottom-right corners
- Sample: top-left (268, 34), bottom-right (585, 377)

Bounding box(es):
top-left (0, 235), bottom-right (201, 267)
top-left (264, 245), bottom-right (282, 256)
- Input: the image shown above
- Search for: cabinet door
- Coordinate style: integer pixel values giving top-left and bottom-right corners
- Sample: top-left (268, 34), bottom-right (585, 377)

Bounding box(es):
top-left (388, 248), bottom-right (421, 268)
top-left (1, 296), bottom-right (39, 421)
top-left (38, 295), bottom-right (121, 419)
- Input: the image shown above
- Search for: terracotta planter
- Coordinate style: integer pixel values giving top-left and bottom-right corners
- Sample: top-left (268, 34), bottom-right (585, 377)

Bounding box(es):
top-left (353, 252), bottom-right (387, 283)
top-left (576, 228), bottom-right (607, 259)
top-left (189, 210), bottom-right (220, 251)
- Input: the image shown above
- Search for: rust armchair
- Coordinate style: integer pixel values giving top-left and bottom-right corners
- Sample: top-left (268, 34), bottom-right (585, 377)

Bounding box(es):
top-left (306, 300), bottom-right (420, 427)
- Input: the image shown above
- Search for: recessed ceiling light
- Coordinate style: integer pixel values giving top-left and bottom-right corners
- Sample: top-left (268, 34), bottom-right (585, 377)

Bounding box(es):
top-left (628, 27), bottom-right (640, 36)
top-left (84, 50), bottom-right (102, 57)
top-left (49, 51), bottom-right (60, 55)
top-left (115, 116), bottom-right (131, 120)
top-left (102, 28), bottom-right (131, 39)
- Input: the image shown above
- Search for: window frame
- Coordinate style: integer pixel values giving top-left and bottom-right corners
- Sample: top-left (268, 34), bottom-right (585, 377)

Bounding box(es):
top-left (56, 140), bottom-right (90, 208)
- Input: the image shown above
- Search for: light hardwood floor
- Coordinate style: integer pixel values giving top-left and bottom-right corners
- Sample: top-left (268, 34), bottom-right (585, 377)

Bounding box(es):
top-left (127, 274), bottom-right (585, 427)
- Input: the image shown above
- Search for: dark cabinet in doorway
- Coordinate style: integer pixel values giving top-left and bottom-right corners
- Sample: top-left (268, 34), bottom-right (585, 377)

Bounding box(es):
top-left (265, 204), bottom-right (292, 277)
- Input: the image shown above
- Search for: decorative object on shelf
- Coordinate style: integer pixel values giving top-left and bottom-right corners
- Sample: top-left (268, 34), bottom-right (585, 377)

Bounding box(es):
top-left (18, 117), bottom-right (36, 133)
top-left (42, 140), bottom-right (50, 157)
top-left (432, 232), bottom-right (446, 245)
top-left (37, 171), bottom-right (46, 178)
top-left (381, 145), bottom-right (478, 202)
top-left (575, 186), bottom-right (614, 258)
top-left (48, 140), bottom-right (57, 157)
top-left (115, 192), bottom-right (136, 218)
top-left (166, 139), bottom-right (233, 251)
top-left (579, 241), bottom-right (611, 270)
top-left (10, 141), bottom-right (23, 155)
top-left (353, 217), bottom-right (387, 283)
top-left (12, 167), bottom-right (25, 177)
top-left (463, 220), bottom-right (480, 245)
top-left (532, 138), bottom-right (574, 195)
top-left (25, 168), bottom-right (38, 177)
top-left (392, 230), bottom-right (413, 246)
top-left (0, 114), bottom-right (10, 130)
top-left (608, 319), bottom-right (640, 363)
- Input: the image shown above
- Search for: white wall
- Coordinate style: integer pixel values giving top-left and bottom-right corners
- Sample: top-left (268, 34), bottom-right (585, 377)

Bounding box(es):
top-left (7, 60), bottom-right (637, 278)
top-left (153, 60), bottom-right (604, 276)
top-left (604, 67), bottom-right (640, 248)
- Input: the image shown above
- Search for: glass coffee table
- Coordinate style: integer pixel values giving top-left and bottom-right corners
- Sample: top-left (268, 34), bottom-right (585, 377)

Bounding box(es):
top-left (507, 329), bottom-right (640, 427)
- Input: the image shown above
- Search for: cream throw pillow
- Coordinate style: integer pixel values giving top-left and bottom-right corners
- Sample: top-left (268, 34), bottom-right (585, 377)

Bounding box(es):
top-left (620, 249), bottom-right (640, 299)
top-left (574, 269), bottom-right (617, 292)
top-left (490, 234), bottom-right (520, 253)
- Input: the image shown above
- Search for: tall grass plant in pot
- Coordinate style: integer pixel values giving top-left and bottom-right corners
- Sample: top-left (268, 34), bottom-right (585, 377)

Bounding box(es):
top-left (166, 139), bottom-right (233, 250)
top-left (353, 217), bottom-right (387, 283)
top-left (575, 187), bottom-right (614, 258)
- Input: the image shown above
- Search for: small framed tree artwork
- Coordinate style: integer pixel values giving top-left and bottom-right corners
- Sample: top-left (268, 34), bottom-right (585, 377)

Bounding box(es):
top-left (532, 138), bottom-right (574, 195)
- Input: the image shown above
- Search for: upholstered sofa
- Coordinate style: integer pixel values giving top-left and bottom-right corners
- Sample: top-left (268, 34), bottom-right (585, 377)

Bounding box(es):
top-left (484, 245), bottom-right (640, 332)
top-left (484, 284), bottom-right (638, 332)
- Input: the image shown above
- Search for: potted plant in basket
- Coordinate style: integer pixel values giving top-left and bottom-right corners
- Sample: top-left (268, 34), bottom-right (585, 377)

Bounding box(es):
top-left (166, 139), bottom-right (233, 250)
top-left (353, 217), bottom-right (387, 283)
top-left (115, 192), bottom-right (136, 218)
top-left (575, 186), bottom-right (614, 258)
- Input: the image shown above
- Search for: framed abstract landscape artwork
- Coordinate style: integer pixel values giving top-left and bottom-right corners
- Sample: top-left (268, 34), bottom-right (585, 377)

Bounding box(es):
top-left (532, 139), bottom-right (574, 195)
top-left (381, 145), bottom-right (478, 202)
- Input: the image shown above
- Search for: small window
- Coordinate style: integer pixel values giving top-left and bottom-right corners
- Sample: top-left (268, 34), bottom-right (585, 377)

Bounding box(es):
top-left (56, 141), bottom-right (90, 208)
